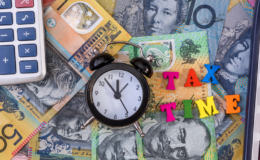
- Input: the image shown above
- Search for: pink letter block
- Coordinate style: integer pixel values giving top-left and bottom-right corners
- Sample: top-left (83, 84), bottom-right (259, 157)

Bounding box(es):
top-left (160, 102), bottom-right (176, 122)
top-left (163, 72), bottom-right (179, 90)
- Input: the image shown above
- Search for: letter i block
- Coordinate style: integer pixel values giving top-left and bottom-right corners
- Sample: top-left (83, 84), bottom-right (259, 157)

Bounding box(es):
top-left (225, 95), bottom-right (241, 114)
top-left (160, 102), bottom-right (176, 122)
top-left (184, 69), bottom-right (202, 87)
top-left (163, 72), bottom-right (179, 90)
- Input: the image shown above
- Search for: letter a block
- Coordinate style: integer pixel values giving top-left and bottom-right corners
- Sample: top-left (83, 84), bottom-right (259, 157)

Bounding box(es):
top-left (195, 96), bottom-right (219, 118)
top-left (163, 72), bottom-right (179, 90)
top-left (160, 102), bottom-right (176, 122)
top-left (225, 95), bottom-right (241, 114)
top-left (184, 69), bottom-right (202, 87)
top-left (201, 64), bottom-right (220, 84)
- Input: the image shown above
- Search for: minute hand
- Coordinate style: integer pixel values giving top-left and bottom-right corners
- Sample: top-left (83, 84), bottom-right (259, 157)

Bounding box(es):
top-left (104, 78), bottom-right (116, 93)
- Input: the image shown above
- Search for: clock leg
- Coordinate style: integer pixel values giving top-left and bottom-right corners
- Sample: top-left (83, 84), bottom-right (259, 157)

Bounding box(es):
top-left (134, 122), bottom-right (145, 137)
top-left (81, 116), bottom-right (96, 130)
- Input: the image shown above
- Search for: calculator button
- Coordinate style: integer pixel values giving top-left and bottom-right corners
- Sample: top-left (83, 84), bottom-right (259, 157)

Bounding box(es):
top-left (17, 28), bottom-right (36, 41)
top-left (0, 46), bottom-right (16, 75)
top-left (19, 44), bottom-right (36, 57)
top-left (17, 12), bottom-right (35, 25)
top-left (0, 13), bottom-right (12, 25)
top-left (0, 0), bottom-right (12, 9)
top-left (20, 61), bottom-right (38, 73)
top-left (15, 0), bottom-right (33, 8)
top-left (0, 29), bottom-right (13, 42)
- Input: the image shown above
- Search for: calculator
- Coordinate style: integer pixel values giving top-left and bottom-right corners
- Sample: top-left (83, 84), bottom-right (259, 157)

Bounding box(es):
top-left (0, 0), bottom-right (46, 85)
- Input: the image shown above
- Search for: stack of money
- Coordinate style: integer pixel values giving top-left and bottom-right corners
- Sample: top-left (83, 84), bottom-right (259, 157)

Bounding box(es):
top-left (4, 0), bottom-right (255, 159)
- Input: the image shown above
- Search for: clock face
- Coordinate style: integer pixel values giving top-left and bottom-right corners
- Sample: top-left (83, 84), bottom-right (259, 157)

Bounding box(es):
top-left (92, 70), bottom-right (143, 120)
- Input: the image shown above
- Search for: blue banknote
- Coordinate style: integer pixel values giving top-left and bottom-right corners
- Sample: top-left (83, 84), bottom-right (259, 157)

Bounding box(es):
top-left (29, 94), bottom-right (92, 160)
top-left (112, 0), bottom-right (230, 64)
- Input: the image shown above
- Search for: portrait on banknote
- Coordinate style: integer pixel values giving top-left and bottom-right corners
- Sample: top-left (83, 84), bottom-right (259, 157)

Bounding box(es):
top-left (142, 112), bottom-right (211, 160)
top-left (29, 94), bottom-right (92, 159)
top-left (215, 28), bottom-right (251, 95)
top-left (215, 4), bottom-right (252, 63)
top-left (113, 0), bottom-right (188, 37)
top-left (40, 94), bottom-right (92, 142)
top-left (62, 2), bottom-right (103, 34)
top-left (0, 88), bottom-right (25, 121)
top-left (20, 42), bottom-right (82, 114)
top-left (218, 138), bottom-right (241, 160)
top-left (98, 127), bottom-right (138, 160)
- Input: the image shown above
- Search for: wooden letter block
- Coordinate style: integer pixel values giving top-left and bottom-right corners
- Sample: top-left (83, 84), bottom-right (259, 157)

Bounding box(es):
top-left (184, 69), bottom-right (202, 87)
top-left (225, 95), bottom-right (241, 114)
top-left (160, 102), bottom-right (176, 122)
top-left (163, 72), bottom-right (179, 90)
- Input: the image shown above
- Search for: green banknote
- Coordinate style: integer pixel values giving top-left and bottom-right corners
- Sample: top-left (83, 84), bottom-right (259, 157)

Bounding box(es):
top-left (92, 31), bottom-right (218, 160)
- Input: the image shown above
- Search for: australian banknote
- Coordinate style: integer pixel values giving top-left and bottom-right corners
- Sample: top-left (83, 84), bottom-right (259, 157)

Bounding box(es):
top-left (43, 0), bottom-right (117, 15)
top-left (212, 1), bottom-right (253, 159)
top-left (0, 41), bottom-right (87, 159)
top-left (44, 0), bottom-right (131, 81)
top-left (101, 0), bottom-right (230, 64)
top-left (92, 31), bottom-right (218, 160)
top-left (28, 94), bottom-right (92, 160)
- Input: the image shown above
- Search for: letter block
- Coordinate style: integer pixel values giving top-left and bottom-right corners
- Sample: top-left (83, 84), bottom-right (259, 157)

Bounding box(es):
top-left (225, 95), bottom-right (241, 114)
top-left (160, 102), bottom-right (176, 122)
top-left (184, 69), bottom-right (202, 87)
top-left (183, 100), bottom-right (194, 118)
top-left (195, 96), bottom-right (219, 118)
top-left (163, 72), bottom-right (179, 90)
top-left (201, 64), bottom-right (220, 84)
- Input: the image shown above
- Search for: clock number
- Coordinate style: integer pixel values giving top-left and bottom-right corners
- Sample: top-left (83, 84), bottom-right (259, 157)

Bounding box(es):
top-left (136, 85), bottom-right (140, 90)
top-left (130, 77), bottom-right (132, 82)
top-left (99, 81), bottom-right (105, 86)
top-left (138, 96), bottom-right (141, 101)
top-left (114, 115), bottom-right (117, 119)
top-left (125, 112), bottom-right (128, 117)
top-left (119, 72), bottom-right (124, 78)
top-left (108, 74), bottom-right (113, 79)
top-left (97, 102), bottom-right (100, 107)
top-left (134, 107), bottom-right (137, 111)
top-left (104, 109), bottom-right (107, 114)
top-left (95, 91), bottom-right (98, 95)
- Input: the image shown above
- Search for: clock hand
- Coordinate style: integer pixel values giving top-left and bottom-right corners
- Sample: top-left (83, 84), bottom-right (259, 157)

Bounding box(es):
top-left (116, 79), bottom-right (119, 93)
top-left (120, 83), bottom-right (129, 93)
top-left (119, 99), bottom-right (128, 113)
top-left (104, 78), bottom-right (116, 93)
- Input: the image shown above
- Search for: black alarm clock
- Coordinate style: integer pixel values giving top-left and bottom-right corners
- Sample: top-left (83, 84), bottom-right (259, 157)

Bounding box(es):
top-left (81, 41), bottom-right (153, 137)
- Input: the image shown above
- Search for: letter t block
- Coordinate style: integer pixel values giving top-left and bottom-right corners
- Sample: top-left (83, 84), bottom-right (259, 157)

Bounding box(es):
top-left (163, 72), bottom-right (179, 90)
top-left (160, 102), bottom-right (176, 122)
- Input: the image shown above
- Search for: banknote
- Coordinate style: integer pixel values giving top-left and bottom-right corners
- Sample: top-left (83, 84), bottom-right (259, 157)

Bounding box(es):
top-left (43, 0), bottom-right (116, 15)
top-left (0, 41), bottom-right (87, 159)
top-left (45, 0), bottom-right (131, 81)
top-left (102, 0), bottom-right (230, 64)
top-left (29, 94), bottom-right (92, 160)
top-left (91, 31), bottom-right (218, 160)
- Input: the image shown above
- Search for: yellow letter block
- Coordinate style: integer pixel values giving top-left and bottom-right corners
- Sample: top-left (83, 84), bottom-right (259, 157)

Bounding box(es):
top-left (195, 96), bottom-right (219, 118)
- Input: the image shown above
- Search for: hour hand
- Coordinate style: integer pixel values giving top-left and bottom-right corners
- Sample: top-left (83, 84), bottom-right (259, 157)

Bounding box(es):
top-left (104, 78), bottom-right (116, 93)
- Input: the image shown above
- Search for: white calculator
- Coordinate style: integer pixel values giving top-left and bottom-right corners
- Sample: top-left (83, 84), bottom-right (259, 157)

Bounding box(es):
top-left (0, 0), bottom-right (46, 85)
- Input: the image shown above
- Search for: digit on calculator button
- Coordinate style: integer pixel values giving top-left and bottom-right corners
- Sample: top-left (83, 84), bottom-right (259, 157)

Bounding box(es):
top-left (15, 0), bottom-right (33, 8)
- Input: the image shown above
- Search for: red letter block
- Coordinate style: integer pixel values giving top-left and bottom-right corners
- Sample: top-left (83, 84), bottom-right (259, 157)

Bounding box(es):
top-left (225, 95), bottom-right (241, 114)
top-left (160, 102), bottom-right (176, 122)
top-left (163, 72), bottom-right (179, 90)
top-left (184, 69), bottom-right (202, 87)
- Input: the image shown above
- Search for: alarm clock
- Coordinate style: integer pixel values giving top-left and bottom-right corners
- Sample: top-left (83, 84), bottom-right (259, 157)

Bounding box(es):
top-left (81, 41), bottom-right (153, 137)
